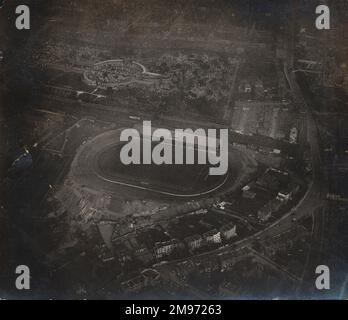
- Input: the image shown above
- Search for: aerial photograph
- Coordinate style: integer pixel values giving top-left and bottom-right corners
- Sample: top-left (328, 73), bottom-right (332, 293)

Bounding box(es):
top-left (0, 0), bottom-right (347, 301)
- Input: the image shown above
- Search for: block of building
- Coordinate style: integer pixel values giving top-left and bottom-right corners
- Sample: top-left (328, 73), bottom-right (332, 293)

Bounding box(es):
top-left (184, 234), bottom-right (203, 250)
top-left (203, 229), bottom-right (221, 244)
top-left (277, 182), bottom-right (300, 202)
top-left (154, 239), bottom-right (179, 259)
top-left (134, 246), bottom-right (154, 263)
top-left (121, 275), bottom-right (147, 293)
top-left (257, 198), bottom-right (284, 222)
top-left (220, 223), bottom-right (237, 240)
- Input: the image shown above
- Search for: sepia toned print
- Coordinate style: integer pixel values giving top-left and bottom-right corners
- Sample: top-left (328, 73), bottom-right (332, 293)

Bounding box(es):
top-left (0, 0), bottom-right (347, 300)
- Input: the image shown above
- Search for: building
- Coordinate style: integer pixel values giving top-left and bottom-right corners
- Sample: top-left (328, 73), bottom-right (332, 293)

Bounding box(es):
top-left (121, 268), bottom-right (161, 294)
top-left (141, 269), bottom-right (160, 286)
top-left (197, 257), bottom-right (220, 273)
top-left (134, 246), bottom-right (153, 263)
top-left (255, 79), bottom-right (264, 98)
top-left (154, 239), bottom-right (179, 259)
top-left (257, 206), bottom-right (272, 222)
top-left (203, 229), bottom-right (221, 244)
top-left (257, 198), bottom-right (284, 222)
top-left (220, 223), bottom-right (237, 240)
top-left (97, 244), bottom-right (115, 263)
top-left (242, 189), bottom-right (257, 199)
top-left (184, 234), bottom-right (203, 250)
top-left (174, 261), bottom-right (196, 280)
top-left (277, 182), bottom-right (300, 202)
top-left (289, 127), bottom-right (298, 144)
top-left (256, 168), bottom-right (290, 192)
top-left (121, 275), bottom-right (147, 293)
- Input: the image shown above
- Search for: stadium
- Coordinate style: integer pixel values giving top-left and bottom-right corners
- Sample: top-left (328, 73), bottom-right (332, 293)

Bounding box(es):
top-left (69, 128), bottom-right (245, 198)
